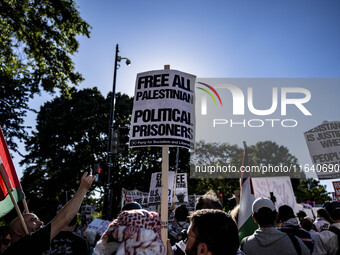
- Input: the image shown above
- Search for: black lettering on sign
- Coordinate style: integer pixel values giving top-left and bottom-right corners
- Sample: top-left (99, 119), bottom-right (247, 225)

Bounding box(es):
top-left (172, 75), bottom-right (191, 91)
top-left (156, 180), bottom-right (161, 188)
top-left (137, 74), bottom-right (170, 89)
top-left (177, 174), bottom-right (185, 183)
top-left (176, 183), bottom-right (186, 188)
top-left (306, 134), bottom-right (315, 142)
top-left (313, 152), bottom-right (340, 163)
top-left (320, 139), bottom-right (340, 148)
top-left (132, 123), bottom-right (193, 139)
top-left (317, 131), bottom-right (340, 140)
top-left (133, 109), bottom-right (191, 124)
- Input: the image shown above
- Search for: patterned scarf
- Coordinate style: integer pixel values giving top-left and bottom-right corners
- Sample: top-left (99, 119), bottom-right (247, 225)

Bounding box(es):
top-left (93, 209), bottom-right (165, 255)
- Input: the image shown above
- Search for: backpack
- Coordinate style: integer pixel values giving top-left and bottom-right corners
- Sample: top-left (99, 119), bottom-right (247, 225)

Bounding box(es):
top-left (287, 234), bottom-right (302, 255)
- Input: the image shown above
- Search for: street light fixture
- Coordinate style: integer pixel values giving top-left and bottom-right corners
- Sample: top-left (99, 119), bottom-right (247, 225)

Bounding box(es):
top-left (105, 44), bottom-right (130, 220)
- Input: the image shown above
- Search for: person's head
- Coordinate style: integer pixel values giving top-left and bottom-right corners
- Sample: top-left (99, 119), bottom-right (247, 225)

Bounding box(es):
top-left (297, 210), bottom-right (307, 222)
top-left (175, 205), bottom-right (189, 222)
top-left (325, 202), bottom-right (340, 223)
top-left (9, 213), bottom-right (44, 242)
top-left (278, 205), bottom-right (295, 223)
top-left (195, 190), bottom-right (223, 211)
top-left (186, 209), bottom-right (239, 255)
top-left (121, 202), bottom-right (142, 211)
top-left (0, 227), bottom-right (11, 254)
top-left (300, 217), bottom-right (314, 231)
top-left (317, 208), bottom-right (328, 218)
top-left (252, 197), bottom-right (277, 227)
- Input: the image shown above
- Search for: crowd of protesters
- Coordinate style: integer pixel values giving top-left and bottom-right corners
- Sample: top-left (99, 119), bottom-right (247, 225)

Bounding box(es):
top-left (1, 173), bottom-right (340, 255)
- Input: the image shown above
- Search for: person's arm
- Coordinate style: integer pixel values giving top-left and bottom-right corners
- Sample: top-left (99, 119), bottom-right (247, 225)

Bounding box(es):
top-left (50, 172), bottom-right (95, 240)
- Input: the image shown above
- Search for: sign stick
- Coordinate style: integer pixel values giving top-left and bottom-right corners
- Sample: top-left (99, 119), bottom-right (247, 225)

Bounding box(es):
top-left (22, 199), bottom-right (29, 213)
top-left (0, 163), bottom-right (29, 235)
top-left (160, 64), bottom-right (170, 246)
top-left (172, 147), bottom-right (179, 203)
top-left (161, 146), bottom-right (169, 246)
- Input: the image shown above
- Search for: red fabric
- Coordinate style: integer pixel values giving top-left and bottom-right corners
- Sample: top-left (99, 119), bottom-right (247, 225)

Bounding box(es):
top-left (110, 209), bottom-right (162, 238)
top-left (0, 127), bottom-right (22, 201)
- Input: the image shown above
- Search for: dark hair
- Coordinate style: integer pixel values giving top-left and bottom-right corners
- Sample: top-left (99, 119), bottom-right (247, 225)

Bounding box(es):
top-left (330, 208), bottom-right (340, 221)
top-left (175, 205), bottom-right (188, 222)
top-left (300, 218), bottom-right (313, 231)
top-left (190, 209), bottom-right (239, 255)
top-left (317, 208), bottom-right (328, 218)
top-left (121, 202), bottom-right (142, 211)
top-left (253, 207), bottom-right (277, 226)
top-left (297, 210), bottom-right (307, 218)
top-left (325, 202), bottom-right (340, 221)
top-left (195, 190), bottom-right (223, 210)
top-left (278, 205), bottom-right (295, 222)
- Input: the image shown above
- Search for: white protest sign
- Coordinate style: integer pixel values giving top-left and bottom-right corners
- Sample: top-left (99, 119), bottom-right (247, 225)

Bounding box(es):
top-left (252, 176), bottom-right (297, 212)
top-left (174, 173), bottom-right (188, 203)
top-left (85, 218), bottom-right (110, 236)
top-left (121, 188), bottom-right (149, 209)
top-left (148, 171), bottom-right (175, 204)
top-left (333, 181), bottom-right (340, 202)
top-left (304, 121), bottom-right (340, 179)
top-left (129, 69), bottom-right (196, 149)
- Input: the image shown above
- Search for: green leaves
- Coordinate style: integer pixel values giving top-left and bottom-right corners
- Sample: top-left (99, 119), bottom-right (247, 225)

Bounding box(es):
top-left (0, 0), bottom-right (91, 151)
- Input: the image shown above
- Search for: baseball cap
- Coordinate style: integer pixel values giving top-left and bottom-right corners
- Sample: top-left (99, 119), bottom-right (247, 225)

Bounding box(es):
top-left (252, 197), bottom-right (276, 213)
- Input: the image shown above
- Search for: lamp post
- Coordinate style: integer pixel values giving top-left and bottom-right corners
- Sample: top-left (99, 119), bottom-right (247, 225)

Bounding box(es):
top-left (105, 44), bottom-right (130, 220)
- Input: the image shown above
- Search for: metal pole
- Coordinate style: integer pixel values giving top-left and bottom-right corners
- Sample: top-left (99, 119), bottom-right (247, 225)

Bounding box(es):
top-left (105, 44), bottom-right (119, 220)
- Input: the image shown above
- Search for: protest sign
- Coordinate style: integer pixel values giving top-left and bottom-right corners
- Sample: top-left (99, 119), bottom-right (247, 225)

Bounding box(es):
top-left (333, 181), bottom-right (340, 202)
top-left (252, 176), bottom-right (297, 212)
top-left (174, 173), bottom-right (188, 203)
top-left (85, 218), bottom-right (110, 236)
top-left (148, 171), bottom-right (189, 204)
top-left (304, 121), bottom-right (340, 179)
top-left (81, 205), bottom-right (95, 223)
top-left (148, 171), bottom-right (175, 204)
top-left (129, 69), bottom-right (196, 149)
top-left (121, 188), bottom-right (149, 209)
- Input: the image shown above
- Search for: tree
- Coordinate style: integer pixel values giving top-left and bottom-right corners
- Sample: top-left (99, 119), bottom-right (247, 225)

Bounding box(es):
top-left (0, 0), bottom-right (91, 151)
top-left (21, 88), bottom-right (108, 221)
top-left (295, 178), bottom-right (331, 205)
top-left (189, 141), bottom-right (242, 199)
top-left (247, 141), bottom-right (304, 179)
top-left (189, 140), bottom-right (304, 210)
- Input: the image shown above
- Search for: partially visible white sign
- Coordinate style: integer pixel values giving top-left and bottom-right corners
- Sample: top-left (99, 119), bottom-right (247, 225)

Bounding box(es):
top-left (148, 172), bottom-right (175, 204)
top-left (86, 218), bottom-right (110, 236)
top-left (304, 121), bottom-right (340, 179)
top-left (252, 176), bottom-right (297, 212)
top-left (121, 188), bottom-right (149, 209)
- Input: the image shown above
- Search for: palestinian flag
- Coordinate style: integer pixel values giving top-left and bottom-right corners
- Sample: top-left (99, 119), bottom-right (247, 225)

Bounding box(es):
top-left (0, 127), bottom-right (25, 218)
top-left (238, 177), bottom-right (258, 241)
top-left (238, 142), bottom-right (258, 241)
